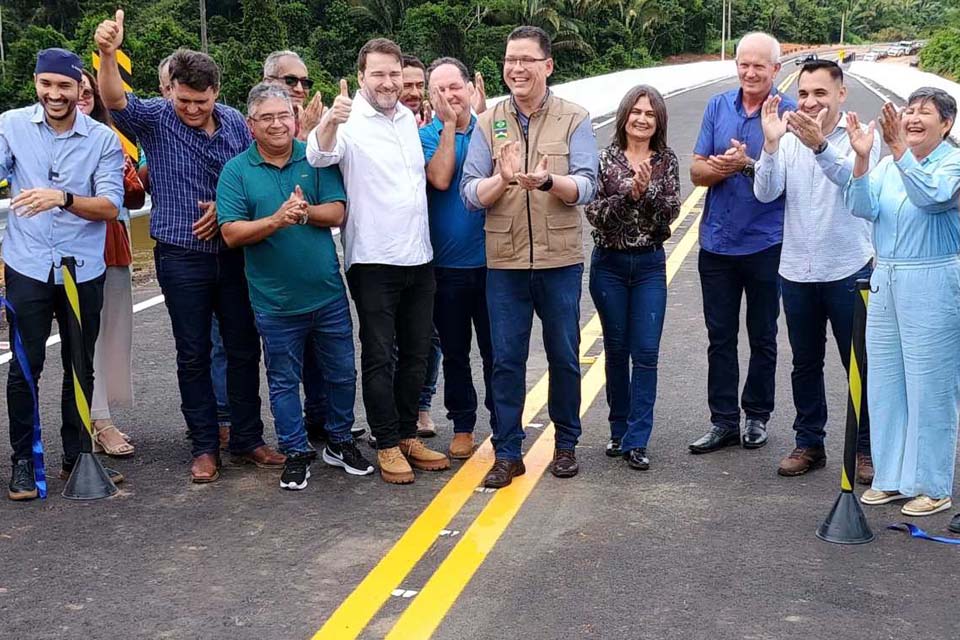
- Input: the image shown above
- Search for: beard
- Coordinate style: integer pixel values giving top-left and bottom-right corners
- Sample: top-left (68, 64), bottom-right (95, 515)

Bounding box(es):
top-left (363, 87), bottom-right (399, 113)
top-left (42, 97), bottom-right (77, 120)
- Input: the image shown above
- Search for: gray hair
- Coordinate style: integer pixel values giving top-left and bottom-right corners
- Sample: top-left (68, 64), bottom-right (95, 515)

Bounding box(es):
top-left (263, 50), bottom-right (303, 78)
top-left (246, 82), bottom-right (293, 116)
top-left (426, 57), bottom-right (470, 85)
top-left (736, 32), bottom-right (781, 64)
top-left (907, 87), bottom-right (957, 138)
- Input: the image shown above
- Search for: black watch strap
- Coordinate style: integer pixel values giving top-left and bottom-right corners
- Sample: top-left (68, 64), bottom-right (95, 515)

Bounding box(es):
top-left (63, 191), bottom-right (74, 209)
top-left (537, 174), bottom-right (554, 191)
top-left (815, 140), bottom-right (829, 155)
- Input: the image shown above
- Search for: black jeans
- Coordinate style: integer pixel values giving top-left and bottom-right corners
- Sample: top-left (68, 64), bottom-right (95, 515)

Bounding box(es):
top-left (698, 244), bottom-right (781, 429)
top-left (781, 262), bottom-right (873, 452)
top-left (433, 266), bottom-right (495, 434)
top-left (154, 242), bottom-right (265, 457)
top-left (5, 266), bottom-right (104, 463)
top-left (346, 263), bottom-right (435, 449)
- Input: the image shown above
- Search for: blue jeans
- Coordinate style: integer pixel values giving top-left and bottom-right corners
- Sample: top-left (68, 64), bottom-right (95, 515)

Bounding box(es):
top-left (418, 331), bottom-right (442, 411)
top-left (210, 316), bottom-right (231, 425)
top-left (154, 242), bottom-right (265, 457)
top-left (254, 295), bottom-right (357, 454)
top-left (781, 262), bottom-right (872, 452)
top-left (487, 265), bottom-right (583, 460)
top-left (434, 267), bottom-right (496, 434)
top-left (698, 245), bottom-right (781, 429)
top-left (302, 347), bottom-right (328, 431)
top-left (588, 247), bottom-right (666, 451)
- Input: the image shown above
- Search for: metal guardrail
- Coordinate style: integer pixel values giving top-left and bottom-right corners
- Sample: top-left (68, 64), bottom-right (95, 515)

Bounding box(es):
top-left (0, 197), bottom-right (152, 242)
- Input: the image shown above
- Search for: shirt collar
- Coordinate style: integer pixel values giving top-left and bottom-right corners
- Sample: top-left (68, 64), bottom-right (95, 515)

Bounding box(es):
top-left (246, 139), bottom-right (306, 167)
top-left (734, 87), bottom-right (780, 118)
top-left (355, 91), bottom-right (412, 123)
top-left (429, 113), bottom-right (476, 135)
top-left (923, 140), bottom-right (954, 164)
top-left (509, 90), bottom-right (551, 117)
top-left (30, 103), bottom-right (90, 137)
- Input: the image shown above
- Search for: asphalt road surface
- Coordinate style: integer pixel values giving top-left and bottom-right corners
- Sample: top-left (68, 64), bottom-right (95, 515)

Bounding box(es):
top-left (2, 64), bottom-right (958, 640)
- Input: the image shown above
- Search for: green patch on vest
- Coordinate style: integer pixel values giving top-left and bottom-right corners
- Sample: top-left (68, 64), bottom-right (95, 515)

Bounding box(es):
top-left (493, 119), bottom-right (509, 139)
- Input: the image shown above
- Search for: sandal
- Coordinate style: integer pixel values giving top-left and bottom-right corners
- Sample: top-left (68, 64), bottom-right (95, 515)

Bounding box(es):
top-left (92, 420), bottom-right (135, 457)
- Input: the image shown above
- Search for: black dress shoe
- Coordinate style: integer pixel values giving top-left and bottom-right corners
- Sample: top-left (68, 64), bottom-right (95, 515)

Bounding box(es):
top-left (689, 426), bottom-right (740, 454)
top-left (550, 449), bottom-right (579, 478)
top-left (624, 447), bottom-right (650, 470)
top-left (950, 513), bottom-right (960, 534)
top-left (743, 418), bottom-right (768, 449)
top-left (605, 438), bottom-right (622, 458)
top-left (483, 458), bottom-right (526, 488)
top-left (8, 459), bottom-right (37, 501)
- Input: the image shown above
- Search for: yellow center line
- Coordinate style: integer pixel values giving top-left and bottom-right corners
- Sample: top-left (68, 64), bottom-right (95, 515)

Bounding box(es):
top-left (778, 70), bottom-right (799, 94)
top-left (670, 186), bottom-right (706, 234)
top-left (312, 187), bottom-right (706, 639)
top-left (383, 196), bottom-right (706, 639)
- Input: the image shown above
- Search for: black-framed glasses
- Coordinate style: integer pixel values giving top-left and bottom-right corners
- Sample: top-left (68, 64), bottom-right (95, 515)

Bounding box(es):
top-left (268, 75), bottom-right (314, 90)
top-left (502, 56), bottom-right (549, 68)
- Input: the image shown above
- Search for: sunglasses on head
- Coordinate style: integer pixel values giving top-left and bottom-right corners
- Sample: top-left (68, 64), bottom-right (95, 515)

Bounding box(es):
top-left (271, 75), bottom-right (314, 90)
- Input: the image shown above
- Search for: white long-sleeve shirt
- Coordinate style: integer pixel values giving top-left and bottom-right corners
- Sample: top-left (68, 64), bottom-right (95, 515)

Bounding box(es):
top-left (306, 91), bottom-right (432, 270)
top-left (754, 115), bottom-right (880, 282)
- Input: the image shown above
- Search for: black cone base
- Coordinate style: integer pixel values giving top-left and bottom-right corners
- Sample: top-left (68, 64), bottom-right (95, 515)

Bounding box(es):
top-left (62, 452), bottom-right (119, 501)
top-left (817, 491), bottom-right (874, 544)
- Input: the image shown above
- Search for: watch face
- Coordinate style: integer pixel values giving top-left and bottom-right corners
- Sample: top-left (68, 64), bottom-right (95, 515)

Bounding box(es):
top-left (742, 165), bottom-right (755, 178)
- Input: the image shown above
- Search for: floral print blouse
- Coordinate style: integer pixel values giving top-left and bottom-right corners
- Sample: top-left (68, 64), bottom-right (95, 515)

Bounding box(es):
top-left (585, 144), bottom-right (681, 250)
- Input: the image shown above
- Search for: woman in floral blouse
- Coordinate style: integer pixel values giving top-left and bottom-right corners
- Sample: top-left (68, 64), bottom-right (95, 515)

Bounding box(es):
top-left (586, 85), bottom-right (680, 471)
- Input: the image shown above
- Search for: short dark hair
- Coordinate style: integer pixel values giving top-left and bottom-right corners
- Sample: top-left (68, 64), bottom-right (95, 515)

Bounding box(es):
top-left (507, 25), bottom-right (551, 58)
top-left (357, 38), bottom-right (403, 73)
top-left (426, 57), bottom-right (470, 85)
top-left (614, 85), bottom-right (669, 153)
top-left (799, 59), bottom-right (843, 84)
top-left (401, 55), bottom-right (425, 72)
top-left (907, 87), bottom-right (958, 139)
top-left (80, 69), bottom-right (112, 127)
top-left (168, 49), bottom-right (220, 91)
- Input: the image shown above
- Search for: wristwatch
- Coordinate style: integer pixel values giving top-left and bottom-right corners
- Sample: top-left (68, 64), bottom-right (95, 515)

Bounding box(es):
top-left (740, 159), bottom-right (756, 180)
top-left (537, 174), bottom-right (554, 191)
top-left (62, 191), bottom-right (74, 209)
top-left (814, 140), bottom-right (829, 155)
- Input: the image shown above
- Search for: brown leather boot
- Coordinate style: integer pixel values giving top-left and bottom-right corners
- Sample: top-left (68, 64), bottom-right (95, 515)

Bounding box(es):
top-left (483, 458), bottom-right (525, 488)
top-left (777, 447), bottom-right (827, 477)
top-left (230, 445), bottom-right (286, 469)
top-left (399, 438), bottom-right (451, 471)
top-left (377, 447), bottom-right (415, 484)
top-left (856, 452), bottom-right (875, 485)
top-left (191, 453), bottom-right (221, 483)
top-left (448, 433), bottom-right (475, 460)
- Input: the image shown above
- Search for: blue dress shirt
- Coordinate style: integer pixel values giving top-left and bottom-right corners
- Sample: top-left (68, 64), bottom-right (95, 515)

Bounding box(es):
top-left (0, 104), bottom-right (124, 283)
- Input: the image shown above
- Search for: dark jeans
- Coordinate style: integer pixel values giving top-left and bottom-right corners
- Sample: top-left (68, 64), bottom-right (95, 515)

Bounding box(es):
top-left (346, 263), bottom-right (435, 449)
top-left (588, 247), bottom-right (666, 451)
top-left (254, 295), bottom-right (357, 454)
top-left (781, 262), bottom-right (873, 452)
top-left (5, 266), bottom-right (104, 463)
top-left (210, 316), bottom-right (231, 425)
top-left (698, 244), bottom-right (781, 429)
top-left (487, 265), bottom-right (583, 460)
top-left (302, 346), bottom-right (328, 431)
top-left (434, 266), bottom-right (496, 434)
top-left (154, 242), bottom-right (265, 457)
top-left (418, 330), bottom-right (442, 411)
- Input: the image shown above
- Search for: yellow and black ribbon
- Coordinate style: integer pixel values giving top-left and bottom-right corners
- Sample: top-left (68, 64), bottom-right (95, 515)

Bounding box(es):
top-left (91, 50), bottom-right (139, 163)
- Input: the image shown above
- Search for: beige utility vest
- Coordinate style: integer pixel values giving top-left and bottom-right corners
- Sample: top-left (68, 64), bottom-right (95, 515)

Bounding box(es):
top-left (478, 94), bottom-right (589, 270)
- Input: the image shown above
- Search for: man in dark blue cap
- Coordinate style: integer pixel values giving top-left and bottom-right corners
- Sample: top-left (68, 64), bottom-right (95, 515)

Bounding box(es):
top-left (1, 47), bottom-right (125, 501)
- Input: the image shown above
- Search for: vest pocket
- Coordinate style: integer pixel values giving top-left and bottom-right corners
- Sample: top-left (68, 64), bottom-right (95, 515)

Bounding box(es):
top-left (537, 141), bottom-right (570, 175)
top-left (546, 214), bottom-right (581, 252)
top-left (484, 215), bottom-right (515, 259)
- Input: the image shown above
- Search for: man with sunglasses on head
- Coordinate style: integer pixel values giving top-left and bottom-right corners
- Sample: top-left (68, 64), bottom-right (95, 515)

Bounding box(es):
top-left (263, 50), bottom-right (325, 144)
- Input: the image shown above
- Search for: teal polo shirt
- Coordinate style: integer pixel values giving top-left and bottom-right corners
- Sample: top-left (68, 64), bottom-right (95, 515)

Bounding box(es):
top-left (216, 139), bottom-right (347, 316)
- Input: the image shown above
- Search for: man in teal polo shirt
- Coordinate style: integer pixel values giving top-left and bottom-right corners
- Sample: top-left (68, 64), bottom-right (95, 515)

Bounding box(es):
top-left (217, 83), bottom-right (372, 491)
top-left (419, 57), bottom-right (495, 460)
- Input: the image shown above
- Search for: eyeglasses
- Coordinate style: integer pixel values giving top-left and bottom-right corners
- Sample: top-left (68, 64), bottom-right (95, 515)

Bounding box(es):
top-left (502, 56), bottom-right (549, 68)
top-left (79, 89), bottom-right (94, 100)
top-left (250, 112), bottom-right (295, 125)
top-left (268, 75), bottom-right (314, 90)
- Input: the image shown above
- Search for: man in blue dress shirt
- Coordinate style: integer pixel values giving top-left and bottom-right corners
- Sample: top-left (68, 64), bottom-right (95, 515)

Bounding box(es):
top-left (689, 32), bottom-right (797, 455)
top-left (1, 48), bottom-right (124, 500)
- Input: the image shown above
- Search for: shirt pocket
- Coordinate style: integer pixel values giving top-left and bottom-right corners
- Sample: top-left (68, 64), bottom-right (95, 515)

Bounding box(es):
top-left (538, 141), bottom-right (569, 176)
top-left (484, 215), bottom-right (515, 259)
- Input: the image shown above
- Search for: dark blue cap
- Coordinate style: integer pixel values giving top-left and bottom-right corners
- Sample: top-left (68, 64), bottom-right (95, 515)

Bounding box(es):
top-left (35, 48), bottom-right (83, 83)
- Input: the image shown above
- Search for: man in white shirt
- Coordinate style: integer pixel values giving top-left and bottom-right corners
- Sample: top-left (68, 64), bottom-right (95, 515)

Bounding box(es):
top-left (754, 59), bottom-right (880, 480)
top-left (307, 37), bottom-right (450, 484)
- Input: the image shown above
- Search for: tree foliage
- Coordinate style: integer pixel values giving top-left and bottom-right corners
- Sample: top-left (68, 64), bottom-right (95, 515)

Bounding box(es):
top-left (0, 0), bottom-right (954, 111)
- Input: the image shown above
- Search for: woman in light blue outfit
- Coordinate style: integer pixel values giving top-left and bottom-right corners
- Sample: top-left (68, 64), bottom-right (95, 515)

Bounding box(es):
top-left (843, 88), bottom-right (960, 518)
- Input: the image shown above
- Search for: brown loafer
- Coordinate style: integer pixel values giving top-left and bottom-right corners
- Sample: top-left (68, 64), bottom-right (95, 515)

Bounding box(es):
top-left (550, 449), bottom-right (579, 478)
top-left (855, 452), bottom-right (874, 485)
top-left (448, 432), bottom-right (476, 459)
top-left (483, 458), bottom-right (525, 488)
top-left (230, 445), bottom-right (286, 469)
top-left (777, 446), bottom-right (827, 477)
top-left (191, 453), bottom-right (221, 484)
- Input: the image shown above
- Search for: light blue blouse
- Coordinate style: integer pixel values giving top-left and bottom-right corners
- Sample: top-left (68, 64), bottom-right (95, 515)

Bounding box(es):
top-left (845, 141), bottom-right (960, 260)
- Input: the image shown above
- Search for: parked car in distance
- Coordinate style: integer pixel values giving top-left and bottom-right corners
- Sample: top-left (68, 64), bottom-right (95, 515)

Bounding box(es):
top-left (862, 52), bottom-right (879, 62)
top-left (795, 53), bottom-right (818, 66)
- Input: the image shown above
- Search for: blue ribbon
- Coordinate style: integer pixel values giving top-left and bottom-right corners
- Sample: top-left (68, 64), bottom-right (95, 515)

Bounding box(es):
top-left (888, 523), bottom-right (960, 545)
top-left (0, 295), bottom-right (47, 499)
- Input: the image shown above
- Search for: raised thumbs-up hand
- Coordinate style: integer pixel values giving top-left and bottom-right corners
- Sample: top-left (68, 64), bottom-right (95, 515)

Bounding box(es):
top-left (324, 78), bottom-right (353, 126)
top-left (95, 9), bottom-right (125, 54)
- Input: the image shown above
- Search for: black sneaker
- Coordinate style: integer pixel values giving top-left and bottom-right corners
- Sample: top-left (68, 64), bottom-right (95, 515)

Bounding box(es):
top-left (350, 425), bottom-right (366, 440)
top-left (950, 513), bottom-right (960, 534)
top-left (280, 454), bottom-right (311, 491)
top-left (624, 447), bottom-right (650, 470)
top-left (322, 441), bottom-right (374, 476)
top-left (8, 459), bottom-right (37, 501)
top-left (605, 438), bottom-right (622, 458)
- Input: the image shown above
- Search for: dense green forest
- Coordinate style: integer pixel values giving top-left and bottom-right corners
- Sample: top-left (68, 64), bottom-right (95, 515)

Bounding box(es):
top-left (0, 0), bottom-right (954, 110)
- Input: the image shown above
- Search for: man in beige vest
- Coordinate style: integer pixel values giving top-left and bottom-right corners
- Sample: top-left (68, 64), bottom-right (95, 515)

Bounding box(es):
top-left (461, 25), bottom-right (598, 488)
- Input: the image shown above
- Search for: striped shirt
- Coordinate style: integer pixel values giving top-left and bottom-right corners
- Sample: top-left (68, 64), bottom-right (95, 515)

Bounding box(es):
top-left (111, 95), bottom-right (251, 253)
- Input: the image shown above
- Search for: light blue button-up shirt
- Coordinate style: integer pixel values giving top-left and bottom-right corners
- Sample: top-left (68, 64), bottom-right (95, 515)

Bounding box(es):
top-left (0, 104), bottom-right (124, 283)
top-left (845, 141), bottom-right (960, 260)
